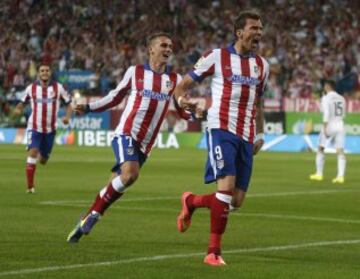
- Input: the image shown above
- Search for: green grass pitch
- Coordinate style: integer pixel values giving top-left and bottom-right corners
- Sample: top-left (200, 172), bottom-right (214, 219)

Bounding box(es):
top-left (0, 144), bottom-right (359, 278)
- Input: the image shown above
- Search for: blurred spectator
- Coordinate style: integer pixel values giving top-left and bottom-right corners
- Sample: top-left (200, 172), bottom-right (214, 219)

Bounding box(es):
top-left (1, 0), bottom-right (360, 125)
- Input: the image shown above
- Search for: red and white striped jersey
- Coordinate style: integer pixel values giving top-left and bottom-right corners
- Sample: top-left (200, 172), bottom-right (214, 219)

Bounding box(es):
top-left (21, 81), bottom-right (72, 133)
top-left (89, 64), bottom-right (188, 155)
top-left (189, 44), bottom-right (269, 143)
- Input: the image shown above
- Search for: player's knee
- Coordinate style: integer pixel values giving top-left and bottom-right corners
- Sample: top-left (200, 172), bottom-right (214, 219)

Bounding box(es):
top-left (39, 158), bottom-right (48, 165)
top-left (232, 199), bottom-right (244, 209)
top-left (28, 148), bottom-right (39, 158)
top-left (232, 192), bottom-right (246, 209)
top-left (121, 171), bottom-right (139, 186)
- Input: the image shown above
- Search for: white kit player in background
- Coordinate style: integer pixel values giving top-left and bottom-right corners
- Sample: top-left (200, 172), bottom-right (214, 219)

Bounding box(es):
top-left (310, 79), bottom-right (346, 184)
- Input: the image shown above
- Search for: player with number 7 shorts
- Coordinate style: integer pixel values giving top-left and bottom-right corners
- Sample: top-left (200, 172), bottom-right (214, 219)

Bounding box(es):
top-left (67, 32), bottom-right (193, 243)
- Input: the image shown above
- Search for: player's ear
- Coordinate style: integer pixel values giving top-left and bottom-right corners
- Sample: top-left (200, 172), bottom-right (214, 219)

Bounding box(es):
top-left (236, 30), bottom-right (243, 39)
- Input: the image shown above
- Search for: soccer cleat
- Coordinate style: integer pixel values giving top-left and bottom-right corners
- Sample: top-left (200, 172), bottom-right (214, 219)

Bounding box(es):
top-left (80, 212), bottom-right (101, 234)
top-left (67, 212), bottom-right (100, 243)
top-left (309, 174), bottom-right (323, 181)
top-left (332, 177), bottom-right (345, 184)
top-left (67, 222), bottom-right (84, 243)
top-left (27, 188), bottom-right (35, 194)
top-left (177, 192), bottom-right (193, 233)
top-left (203, 253), bottom-right (226, 266)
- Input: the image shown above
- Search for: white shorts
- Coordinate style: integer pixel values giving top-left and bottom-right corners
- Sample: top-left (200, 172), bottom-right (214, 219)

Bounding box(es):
top-left (318, 122), bottom-right (345, 149)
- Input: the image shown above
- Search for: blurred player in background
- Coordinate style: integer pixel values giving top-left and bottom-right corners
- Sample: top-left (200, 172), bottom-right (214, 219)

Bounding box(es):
top-left (13, 62), bottom-right (72, 193)
top-left (310, 80), bottom-right (346, 183)
top-left (174, 10), bottom-right (269, 266)
top-left (67, 32), bottom-right (192, 243)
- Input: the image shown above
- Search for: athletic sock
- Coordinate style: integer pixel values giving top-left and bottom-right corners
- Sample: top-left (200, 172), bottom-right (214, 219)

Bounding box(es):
top-left (87, 176), bottom-right (125, 216)
top-left (207, 191), bottom-right (232, 255)
top-left (337, 154), bottom-right (346, 177)
top-left (315, 151), bottom-right (324, 176)
top-left (26, 157), bottom-right (37, 189)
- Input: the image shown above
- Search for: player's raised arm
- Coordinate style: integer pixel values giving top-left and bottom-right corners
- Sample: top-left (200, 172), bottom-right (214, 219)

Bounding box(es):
top-left (76, 66), bottom-right (134, 115)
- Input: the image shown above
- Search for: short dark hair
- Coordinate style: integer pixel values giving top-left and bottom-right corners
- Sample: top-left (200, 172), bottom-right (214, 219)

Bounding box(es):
top-left (146, 32), bottom-right (172, 47)
top-left (323, 79), bottom-right (336, 89)
top-left (37, 60), bottom-right (52, 70)
top-left (233, 10), bottom-right (261, 36)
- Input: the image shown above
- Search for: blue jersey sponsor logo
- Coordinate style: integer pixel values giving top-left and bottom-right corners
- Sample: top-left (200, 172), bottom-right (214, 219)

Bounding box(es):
top-left (228, 75), bottom-right (260, 86)
top-left (34, 98), bottom-right (56, 104)
top-left (139, 89), bottom-right (171, 101)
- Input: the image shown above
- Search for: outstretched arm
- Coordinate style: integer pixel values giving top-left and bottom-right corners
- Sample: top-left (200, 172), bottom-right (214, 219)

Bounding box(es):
top-left (75, 66), bottom-right (133, 115)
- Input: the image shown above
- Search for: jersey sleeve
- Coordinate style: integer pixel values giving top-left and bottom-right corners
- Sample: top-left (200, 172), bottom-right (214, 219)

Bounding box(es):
top-left (19, 85), bottom-right (32, 103)
top-left (89, 66), bottom-right (134, 112)
top-left (188, 50), bottom-right (216, 82)
top-left (58, 83), bottom-right (72, 105)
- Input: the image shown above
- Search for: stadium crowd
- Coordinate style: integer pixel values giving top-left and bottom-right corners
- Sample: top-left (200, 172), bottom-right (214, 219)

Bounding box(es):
top-left (1, 0), bottom-right (360, 123)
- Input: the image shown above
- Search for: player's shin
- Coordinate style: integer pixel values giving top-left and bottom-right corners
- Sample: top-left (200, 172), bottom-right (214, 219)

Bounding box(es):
top-left (26, 157), bottom-right (37, 190)
top-left (315, 151), bottom-right (325, 176)
top-left (337, 154), bottom-right (346, 178)
top-left (208, 191), bottom-right (232, 255)
top-left (88, 176), bottom-right (126, 216)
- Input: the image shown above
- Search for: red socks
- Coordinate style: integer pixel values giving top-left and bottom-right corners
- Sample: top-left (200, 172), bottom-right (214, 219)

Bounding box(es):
top-left (187, 191), bottom-right (232, 255)
top-left (208, 191), bottom-right (232, 255)
top-left (88, 183), bottom-right (123, 215)
top-left (26, 163), bottom-right (36, 189)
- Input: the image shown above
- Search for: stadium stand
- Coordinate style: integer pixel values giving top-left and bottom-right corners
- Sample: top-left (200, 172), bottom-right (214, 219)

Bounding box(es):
top-left (1, 0), bottom-right (360, 125)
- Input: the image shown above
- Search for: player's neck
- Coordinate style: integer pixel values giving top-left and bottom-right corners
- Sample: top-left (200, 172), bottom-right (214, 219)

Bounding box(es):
top-left (234, 41), bottom-right (252, 56)
top-left (40, 79), bottom-right (49, 87)
top-left (148, 61), bottom-right (166, 74)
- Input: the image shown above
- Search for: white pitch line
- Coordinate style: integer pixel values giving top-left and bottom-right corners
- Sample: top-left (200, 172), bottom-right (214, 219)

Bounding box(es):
top-left (247, 189), bottom-right (358, 198)
top-left (237, 213), bottom-right (360, 225)
top-left (39, 197), bottom-right (178, 205)
top-left (36, 202), bottom-right (360, 224)
top-left (0, 239), bottom-right (359, 277)
top-left (39, 189), bottom-right (358, 206)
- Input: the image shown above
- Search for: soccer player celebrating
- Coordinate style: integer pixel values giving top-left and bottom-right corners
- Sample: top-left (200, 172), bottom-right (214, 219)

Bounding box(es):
top-left (310, 80), bottom-right (346, 183)
top-left (13, 62), bottom-right (72, 193)
top-left (174, 10), bottom-right (269, 266)
top-left (67, 32), bottom-right (191, 243)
